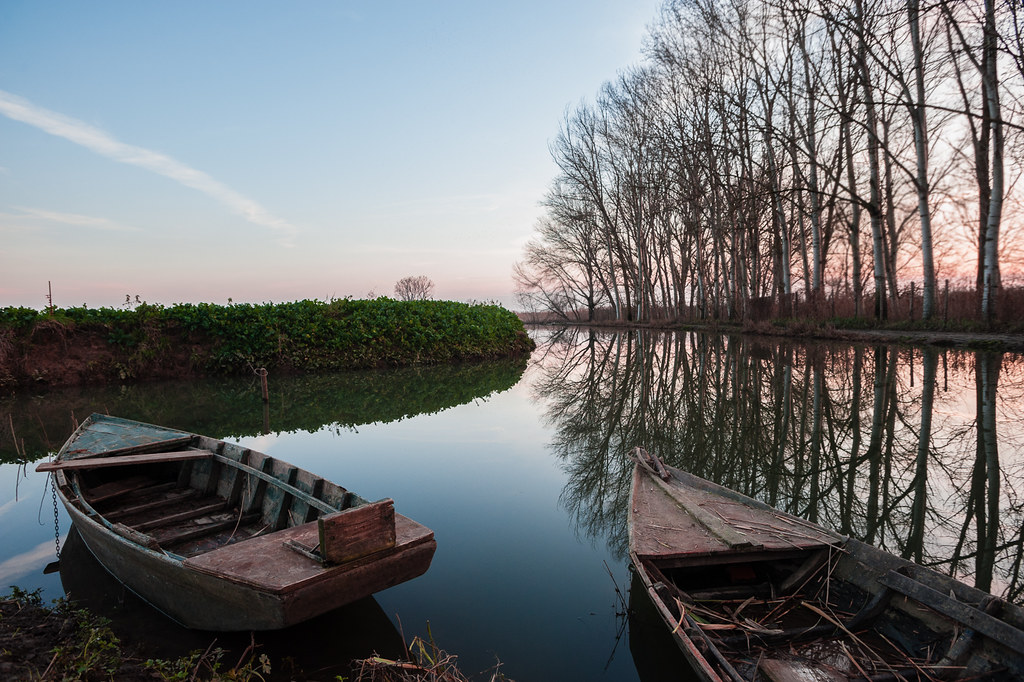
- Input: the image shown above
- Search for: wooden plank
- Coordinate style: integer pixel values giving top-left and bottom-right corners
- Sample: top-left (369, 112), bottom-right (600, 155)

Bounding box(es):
top-left (187, 455), bottom-right (216, 492)
top-left (779, 548), bottom-right (832, 593)
top-left (184, 513), bottom-right (433, 594)
top-left (266, 464), bottom-right (298, 530)
top-left (176, 459), bottom-right (196, 487)
top-left (283, 538), bottom-right (324, 564)
top-left (103, 488), bottom-right (199, 521)
top-left (134, 500), bottom-right (230, 531)
top-left (241, 454), bottom-right (271, 513)
top-left (152, 512), bottom-right (259, 546)
top-left (37, 449), bottom-right (214, 472)
top-left (879, 570), bottom-right (1024, 654)
top-left (215, 454), bottom-right (337, 515)
top-left (319, 498), bottom-right (396, 564)
top-left (288, 472), bottom-right (323, 526)
top-left (110, 523), bottom-right (162, 551)
top-left (305, 479), bottom-right (325, 522)
top-left (320, 481), bottom-right (358, 510)
top-left (85, 477), bottom-right (169, 505)
top-left (202, 457), bottom-right (222, 496)
top-left (759, 657), bottom-right (844, 681)
top-left (651, 473), bottom-right (762, 550)
top-left (630, 466), bottom-right (839, 563)
top-left (62, 434), bottom-right (195, 461)
top-left (223, 456), bottom-right (247, 507)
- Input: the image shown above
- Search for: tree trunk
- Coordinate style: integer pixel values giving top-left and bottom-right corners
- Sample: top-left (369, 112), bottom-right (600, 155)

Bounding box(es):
top-left (981, 0), bottom-right (1003, 326)
top-left (908, 0), bottom-right (935, 320)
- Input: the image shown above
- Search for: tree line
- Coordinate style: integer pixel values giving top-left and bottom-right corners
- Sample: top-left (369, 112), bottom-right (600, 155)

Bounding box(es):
top-left (515, 0), bottom-right (1023, 325)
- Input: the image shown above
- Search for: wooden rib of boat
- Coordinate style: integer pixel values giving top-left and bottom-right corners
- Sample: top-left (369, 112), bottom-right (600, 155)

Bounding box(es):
top-left (39, 414), bottom-right (436, 631)
top-left (627, 447), bottom-right (1024, 681)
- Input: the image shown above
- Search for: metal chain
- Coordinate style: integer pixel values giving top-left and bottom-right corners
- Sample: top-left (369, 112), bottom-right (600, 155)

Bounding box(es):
top-left (51, 474), bottom-right (61, 559)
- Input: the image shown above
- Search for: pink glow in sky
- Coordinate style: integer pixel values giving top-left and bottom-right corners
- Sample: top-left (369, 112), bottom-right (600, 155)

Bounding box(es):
top-left (0, 1), bottom-right (660, 310)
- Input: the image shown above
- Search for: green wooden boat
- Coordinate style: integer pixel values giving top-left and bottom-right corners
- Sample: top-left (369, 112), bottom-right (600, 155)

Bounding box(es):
top-left (39, 414), bottom-right (436, 631)
top-left (628, 447), bottom-right (1024, 681)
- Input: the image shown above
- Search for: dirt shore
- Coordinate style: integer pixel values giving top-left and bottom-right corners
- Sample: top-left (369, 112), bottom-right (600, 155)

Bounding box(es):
top-left (0, 598), bottom-right (154, 681)
top-left (739, 326), bottom-right (1024, 353)
top-left (529, 320), bottom-right (1024, 353)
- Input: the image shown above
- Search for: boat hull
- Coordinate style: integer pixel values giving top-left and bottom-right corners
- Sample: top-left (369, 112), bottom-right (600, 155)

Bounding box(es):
top-left (62, 482), bottom-right (436, 631)
top-left (48, 414), bottom-right (436, 631)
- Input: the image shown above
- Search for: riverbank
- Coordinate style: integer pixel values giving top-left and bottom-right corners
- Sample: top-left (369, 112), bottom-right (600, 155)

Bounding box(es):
top-left (0, 299), bottom-right (534, 391)
top-left (525, 317), bottom-right (1024, 353)
top-left (1, 588), bottom-right (502, 681)
top-left (1, 589), bottom-right (161, 681)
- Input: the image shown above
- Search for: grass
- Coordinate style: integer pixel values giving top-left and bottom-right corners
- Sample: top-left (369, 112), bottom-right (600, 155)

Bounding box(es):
top-left (353, 625), bottom-right (511, 682)
top-left (2, 589), bottom-right (509, 682)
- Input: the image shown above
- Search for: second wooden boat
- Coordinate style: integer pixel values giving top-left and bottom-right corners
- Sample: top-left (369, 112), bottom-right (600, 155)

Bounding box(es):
top-left (628, 447), bottom-right (1024, 681)
top-left (39, 414), bottom-right (436, 631)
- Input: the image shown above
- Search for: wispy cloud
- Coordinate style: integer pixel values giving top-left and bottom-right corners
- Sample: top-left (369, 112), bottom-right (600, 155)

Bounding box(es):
top-left (10, 207), bottom-right (141, 232)
top-left (0, 89), bottom-right (297, 245)
top-left (0, 538), bottom-right (63, 584)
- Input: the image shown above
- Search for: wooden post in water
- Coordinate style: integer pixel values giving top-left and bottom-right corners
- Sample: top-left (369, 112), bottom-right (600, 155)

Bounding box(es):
top-left (259, 368), bottom-right (269, 403)
top-left (258, 367), bottom-right (270, 433)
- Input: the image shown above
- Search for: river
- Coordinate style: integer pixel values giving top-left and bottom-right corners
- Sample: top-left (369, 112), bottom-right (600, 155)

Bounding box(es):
top-left (2, 328), bottom-right (1022, 680)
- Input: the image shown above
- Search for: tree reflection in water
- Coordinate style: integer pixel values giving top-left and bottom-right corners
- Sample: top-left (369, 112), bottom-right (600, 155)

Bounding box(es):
top-left (532, 327), bottom-right (1024, 603)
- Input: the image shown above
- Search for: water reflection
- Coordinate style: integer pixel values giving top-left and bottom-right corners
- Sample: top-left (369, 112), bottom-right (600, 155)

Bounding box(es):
top-left (534, 328), bottom-right (1024, 603)
top-left (1, 357), bottom-right (527, 677)
top-left (0, 357), bottom-right (528, 464)
top-left (58, 526), bottom-right (405, 680)
top-left (627, 572), bottom-right (699, 682)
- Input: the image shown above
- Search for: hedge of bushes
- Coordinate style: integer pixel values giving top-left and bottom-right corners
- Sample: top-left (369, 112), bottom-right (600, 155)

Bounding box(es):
top-left (0, 298), bottom-right (534, 377)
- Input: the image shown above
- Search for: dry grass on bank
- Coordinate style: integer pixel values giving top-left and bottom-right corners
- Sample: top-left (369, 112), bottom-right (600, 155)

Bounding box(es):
top-left (518, 285), bottom-right (1024, 333)
top-left (354, 633), bottom-right (511, 681)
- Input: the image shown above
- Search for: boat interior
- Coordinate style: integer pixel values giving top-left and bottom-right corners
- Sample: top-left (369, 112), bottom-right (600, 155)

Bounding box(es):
top-left (62, 437), bottom-right (368, 561)
top-left (641, 551), bottom-right (966, 680)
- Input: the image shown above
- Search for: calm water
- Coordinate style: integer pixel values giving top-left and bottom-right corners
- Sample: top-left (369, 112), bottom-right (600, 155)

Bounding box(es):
top-left (2, 328), bottom-right (1022, 680)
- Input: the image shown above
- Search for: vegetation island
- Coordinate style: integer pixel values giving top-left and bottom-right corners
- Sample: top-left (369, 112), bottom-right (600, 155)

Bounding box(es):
top-left (0, 295), bottom-right (534, 392)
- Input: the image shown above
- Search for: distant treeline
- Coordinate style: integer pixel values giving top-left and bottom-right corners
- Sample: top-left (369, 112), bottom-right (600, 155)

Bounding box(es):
top-left (0, 299), bottom-right (534, 390)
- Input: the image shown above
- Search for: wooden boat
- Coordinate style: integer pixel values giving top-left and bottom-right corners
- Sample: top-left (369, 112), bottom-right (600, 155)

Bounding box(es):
top-left (628, 447), bottom-right (1024, 681)
top-left (38, 414), bottom-right (436, 631)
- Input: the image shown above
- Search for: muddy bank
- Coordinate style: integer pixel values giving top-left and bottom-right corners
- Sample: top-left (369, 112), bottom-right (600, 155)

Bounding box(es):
top-left (527, 320), bottom-right (1024, 353)
top-left (0, 595), bottom-right (154, 681)
top-left (732, 324), bottom-right (1024, 353)
top-left (1, 324), bottom-right (204, 390)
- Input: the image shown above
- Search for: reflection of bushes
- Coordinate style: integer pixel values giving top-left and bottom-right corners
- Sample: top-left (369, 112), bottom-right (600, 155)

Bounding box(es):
top-left (0, 356), bottom-right (528, 464)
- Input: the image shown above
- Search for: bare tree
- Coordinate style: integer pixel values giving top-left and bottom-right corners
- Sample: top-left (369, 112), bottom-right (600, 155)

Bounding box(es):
top-left (394, 275), bottom-right (434, 301)
top-left (515, 0), bottom-right (1021, 325)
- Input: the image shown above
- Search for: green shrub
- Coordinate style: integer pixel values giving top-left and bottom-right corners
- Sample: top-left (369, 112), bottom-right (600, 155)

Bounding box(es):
top-left (0, 299), bottom-right (533, 377)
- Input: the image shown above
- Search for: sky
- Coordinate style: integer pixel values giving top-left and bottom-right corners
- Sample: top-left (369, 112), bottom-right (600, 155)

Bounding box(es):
top-left (0, 1), bottom-right (661, 310)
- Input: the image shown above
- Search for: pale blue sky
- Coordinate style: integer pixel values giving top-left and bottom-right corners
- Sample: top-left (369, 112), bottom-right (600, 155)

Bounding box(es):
top-left (1, 1), bottom-right (660, 309)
